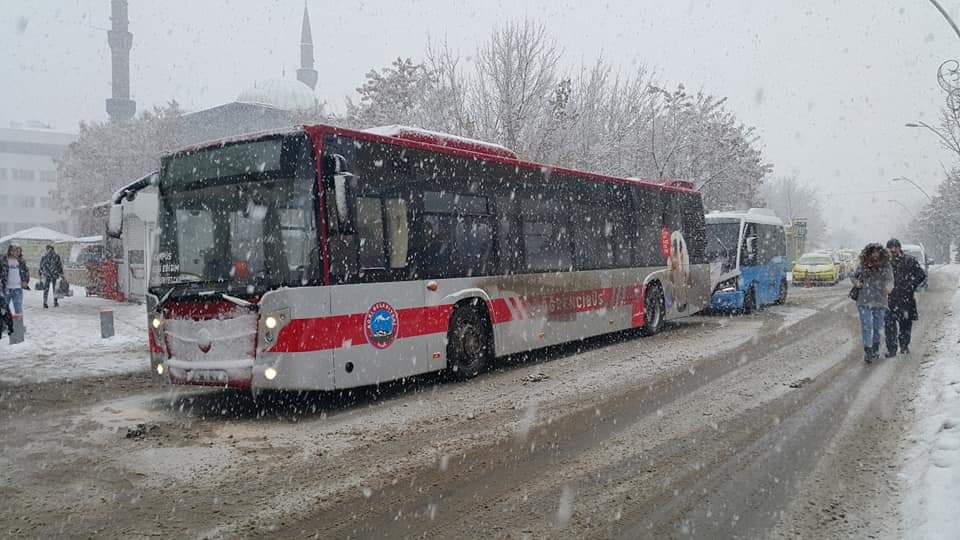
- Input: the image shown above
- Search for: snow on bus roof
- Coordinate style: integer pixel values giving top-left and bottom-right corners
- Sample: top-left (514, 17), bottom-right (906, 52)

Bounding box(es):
top-left (161, 123), bottom-right (698, 194)
top-left (362, 125), bottom-right (518, 160)
top-left (706, 208), bottom-right (784, 226)
top-left (169, 126), bottom-right (304, 156)
top-left (331, 125), bottom-right (699, 194)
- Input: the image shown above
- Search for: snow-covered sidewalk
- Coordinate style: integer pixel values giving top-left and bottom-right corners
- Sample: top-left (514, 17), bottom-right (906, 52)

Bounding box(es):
top-left (0, 286), bottom-right (148, 385)
top-left (902, 265), bottom-right (960, 539)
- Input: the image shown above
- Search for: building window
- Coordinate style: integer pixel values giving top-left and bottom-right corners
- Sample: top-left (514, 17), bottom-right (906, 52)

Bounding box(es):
top-left (0, 195), bottom-right (6, 207)
top-left (12, 169), bottom-right (36, 181)
top-left (40, 197), bottom-right (53, 209)
top-left (0, 168), bottom-right (7, 180)
top-left (22, 196), bottom-right (36, 208)
top-left (37, 170), bottom-right (57, 182)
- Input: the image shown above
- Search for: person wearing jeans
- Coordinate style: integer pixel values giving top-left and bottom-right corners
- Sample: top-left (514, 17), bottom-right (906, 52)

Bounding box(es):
top-left (4, 245), bottom-right (30, 316)
top-left (850, 243), bottom-right (894, 363)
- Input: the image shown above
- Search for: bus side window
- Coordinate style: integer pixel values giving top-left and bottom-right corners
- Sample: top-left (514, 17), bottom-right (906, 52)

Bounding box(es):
top-left (356, 197), bottom-right (386, 269)
top-left (741, 223), bottom-right (758, 266)
top-left (633, 188), bottom-right (663, 266)
top-left (384, 198), bottom-right (409, 270)
top-left (680, 193), bottom-right (707, 265)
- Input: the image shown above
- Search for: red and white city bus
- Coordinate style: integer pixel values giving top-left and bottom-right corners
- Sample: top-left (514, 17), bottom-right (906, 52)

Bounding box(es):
top-left (110, 124), bottom-right (711, 390)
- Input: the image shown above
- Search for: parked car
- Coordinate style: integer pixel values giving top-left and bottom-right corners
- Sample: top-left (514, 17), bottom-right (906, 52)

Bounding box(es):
top-left (792, 252), bottom-right (840, 285)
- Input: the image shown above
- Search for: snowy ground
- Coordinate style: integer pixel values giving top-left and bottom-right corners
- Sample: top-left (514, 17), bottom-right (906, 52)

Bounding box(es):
top-left (0, 286), bottom-right (148, 384)
top-left (902, 264), bottom-right (960, 539)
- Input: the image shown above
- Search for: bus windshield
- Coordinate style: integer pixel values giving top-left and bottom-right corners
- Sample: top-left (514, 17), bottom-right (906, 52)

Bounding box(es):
top-left (705, 220), bottom-right (740, 271)
top-left (150, 134), bottom-right (318, 297)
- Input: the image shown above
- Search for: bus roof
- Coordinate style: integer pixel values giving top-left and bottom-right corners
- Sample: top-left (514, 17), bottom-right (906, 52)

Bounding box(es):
top-left (705, 208), bottom-right (784, 227)
top-left (166, 124), bottom-right (700, 196)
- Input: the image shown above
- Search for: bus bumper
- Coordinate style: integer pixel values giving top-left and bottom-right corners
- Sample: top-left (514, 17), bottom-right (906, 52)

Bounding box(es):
top-left (710, 290), bottom-right (745, 311)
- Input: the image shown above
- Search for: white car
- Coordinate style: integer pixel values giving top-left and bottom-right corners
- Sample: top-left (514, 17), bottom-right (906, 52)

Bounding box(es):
top-left (902, 243), bottom-right (930, 288)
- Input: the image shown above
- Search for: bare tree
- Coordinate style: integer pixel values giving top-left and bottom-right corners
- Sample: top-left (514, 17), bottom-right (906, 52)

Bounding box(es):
top-left (759, 176), bottom-right (829, 248)
top-left (469, 20), bottom-right (561, 155)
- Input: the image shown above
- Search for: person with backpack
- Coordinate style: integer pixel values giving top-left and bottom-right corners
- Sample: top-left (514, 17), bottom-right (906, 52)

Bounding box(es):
top-left (39, 244), bottom-right (64, 308)
top-left (850, 243), bottom-right (894, 363)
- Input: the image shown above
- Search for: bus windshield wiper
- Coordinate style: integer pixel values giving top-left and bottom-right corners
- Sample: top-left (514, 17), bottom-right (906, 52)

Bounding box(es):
top-left (198, 290), bottom-right (254, 308)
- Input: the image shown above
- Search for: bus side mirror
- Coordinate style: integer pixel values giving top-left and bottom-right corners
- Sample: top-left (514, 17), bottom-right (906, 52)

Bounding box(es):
top-left (107, 203), bottom-right (124, 238)
top-left (333, 172), bottom-right (356, 234)
top-left (745, 237), bottom-right (757, 254)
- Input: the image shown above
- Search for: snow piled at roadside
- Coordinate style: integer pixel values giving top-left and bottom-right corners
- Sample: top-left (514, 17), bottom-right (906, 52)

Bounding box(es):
top-left (0, 286), bottom-right (148, 384)
top-left (903, 265), bottom-right (960, 539)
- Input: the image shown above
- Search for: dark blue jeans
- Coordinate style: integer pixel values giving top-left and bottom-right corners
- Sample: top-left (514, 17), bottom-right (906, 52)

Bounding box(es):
top-left (857, 305), bottom-right (886, 348)
top-left (42, 278), bottom-right (59, 306)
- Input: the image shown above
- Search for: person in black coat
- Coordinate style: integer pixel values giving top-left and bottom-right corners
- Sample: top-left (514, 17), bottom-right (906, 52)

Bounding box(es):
top-left (39, 244), bottom-right (64, 308)
top-left (884, 238), bottom-right (927, 357)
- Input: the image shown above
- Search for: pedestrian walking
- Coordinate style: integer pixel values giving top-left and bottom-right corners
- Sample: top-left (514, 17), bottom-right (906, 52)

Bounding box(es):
top-left (850, 243), bottom-right (893, 363)
top-left (4, 244), bottom-right (30, 325)
top-left (884, 238), bottom-right (927, 357)
top-left (39, 244), bottom-right (64, 308)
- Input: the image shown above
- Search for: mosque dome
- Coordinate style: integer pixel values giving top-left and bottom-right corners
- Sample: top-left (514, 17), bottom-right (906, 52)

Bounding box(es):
top-left (236, 78), bottom-right (317, 111)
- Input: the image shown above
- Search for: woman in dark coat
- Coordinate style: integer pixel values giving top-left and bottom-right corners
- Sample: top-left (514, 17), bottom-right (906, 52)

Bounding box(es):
top-left (850, 243), bottom-right (894, 363)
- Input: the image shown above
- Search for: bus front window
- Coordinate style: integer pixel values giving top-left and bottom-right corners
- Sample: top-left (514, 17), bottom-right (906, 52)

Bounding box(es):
top-left (706, 220), bottom-right (741, 272)
top-left (151, 135), bottom-right (318, 296)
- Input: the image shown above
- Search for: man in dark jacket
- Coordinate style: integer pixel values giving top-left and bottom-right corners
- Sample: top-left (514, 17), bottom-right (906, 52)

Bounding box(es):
top-left (885, 238), bottom-right (927, 357)
top-left (39, 244), bottom-right (64, 308)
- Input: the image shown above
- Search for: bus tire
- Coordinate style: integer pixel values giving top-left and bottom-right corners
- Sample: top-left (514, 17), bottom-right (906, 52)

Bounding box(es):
top-left (742, 286), bottom-right (757, 314)
top-left (774, 278), bottom-right (788, 305)
top-left (447, 302), bottom-right (492, 380)
top-left (640, 283), bottom-right (665, 337)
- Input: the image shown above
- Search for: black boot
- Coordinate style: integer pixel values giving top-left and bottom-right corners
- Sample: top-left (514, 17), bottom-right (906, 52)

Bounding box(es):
top-left (901, 344), bottom-right (910, 355)
top-left (864, 347), bottom-right (874, 363)
top-left (885, 348), bottom-right (898, 358)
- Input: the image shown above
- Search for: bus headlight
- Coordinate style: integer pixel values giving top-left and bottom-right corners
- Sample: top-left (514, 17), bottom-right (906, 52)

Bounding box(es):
top-left (715, 277), bottom-right (740, 294)
top-left (264, 367), bottom-right (278, 380)
top-left (151, 316), bottom-right (162, 329)
top-left (156, 363), bottom-right (165, 375)
top-left (259, 309), bottom-right (290, 351)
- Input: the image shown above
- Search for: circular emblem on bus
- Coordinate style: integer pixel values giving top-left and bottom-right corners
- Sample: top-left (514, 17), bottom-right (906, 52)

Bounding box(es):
top-left (364, 302), bottom-right (399, 349)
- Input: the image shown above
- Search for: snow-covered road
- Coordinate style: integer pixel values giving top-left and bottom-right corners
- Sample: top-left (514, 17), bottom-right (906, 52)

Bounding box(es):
top-left (1, 275), bottom-right (954, 538)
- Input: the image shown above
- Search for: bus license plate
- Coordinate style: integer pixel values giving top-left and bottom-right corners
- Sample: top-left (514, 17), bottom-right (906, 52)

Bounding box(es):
top-left (188, 370), bottom-right (227, 383)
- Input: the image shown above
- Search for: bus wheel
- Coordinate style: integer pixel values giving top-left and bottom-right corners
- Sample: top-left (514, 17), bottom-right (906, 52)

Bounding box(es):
top-left (742, 287), bottom-right (757, 314)
top-left (447, 305), bottom-right (492, 380)
top-left (640, 283), bottom-right (665, 337)
top-left (774, 278), bottom-right (788, 305)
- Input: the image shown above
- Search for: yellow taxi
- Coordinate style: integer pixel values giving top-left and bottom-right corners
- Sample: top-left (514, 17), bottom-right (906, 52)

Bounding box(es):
top-left (792, 252), bottom-right (840, 285)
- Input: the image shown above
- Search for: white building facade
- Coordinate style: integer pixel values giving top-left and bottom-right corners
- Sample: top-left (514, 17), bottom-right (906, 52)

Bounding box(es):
top-left (0, 124), bottom-right (76, 237)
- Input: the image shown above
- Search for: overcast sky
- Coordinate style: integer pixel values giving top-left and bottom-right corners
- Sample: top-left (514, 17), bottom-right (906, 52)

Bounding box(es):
top-left (3, 0), bottom-right (958, 245)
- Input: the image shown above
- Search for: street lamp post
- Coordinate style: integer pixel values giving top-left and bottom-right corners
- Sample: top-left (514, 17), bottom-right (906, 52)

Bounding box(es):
top-left (890, 176), bottom-right (934, 201)
top-left (905, 121), bottom-right (960, 156)
top-left (887, 199), bottom-right (916, 217)
top-left (928, 0), bottom-right (960, 41)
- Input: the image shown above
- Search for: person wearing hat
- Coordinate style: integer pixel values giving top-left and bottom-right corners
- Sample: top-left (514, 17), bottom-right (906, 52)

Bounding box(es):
top-left (39, 244), bottom-right (64, 308)
top-left (884, 238), bottom-right (927, 357)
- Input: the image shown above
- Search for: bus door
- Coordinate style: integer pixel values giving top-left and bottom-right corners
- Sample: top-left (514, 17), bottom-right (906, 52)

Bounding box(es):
top-left (739, 222), bottom-right (766, 299)
top-left (325, 160), bottom-right (427, 388)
